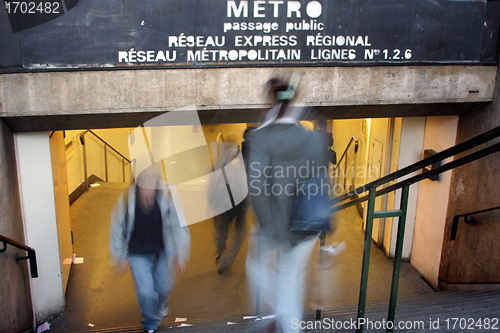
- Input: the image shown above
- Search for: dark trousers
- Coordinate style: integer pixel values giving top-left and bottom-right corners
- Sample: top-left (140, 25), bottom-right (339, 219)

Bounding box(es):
top-left (213, 197), bottom-right (249, 271)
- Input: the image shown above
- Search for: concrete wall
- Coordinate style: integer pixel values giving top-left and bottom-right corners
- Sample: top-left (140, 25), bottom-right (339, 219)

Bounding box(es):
top-left (15, 132), bottom-right (65, 323)
top-left (440, 66), bottom-right (500, 284)
top-left (411, 116), bottom-right (459, 289)
top-left (0, 120), bottom-right (34, 333)
top-left (0, 66), bottom-right (496, 131)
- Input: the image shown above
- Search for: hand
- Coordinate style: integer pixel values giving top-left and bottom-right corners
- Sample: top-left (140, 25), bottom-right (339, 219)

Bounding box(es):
top-left (175, 258), bottom-right (186, 276)
top-left (114, 260), bottom-right (129, 276)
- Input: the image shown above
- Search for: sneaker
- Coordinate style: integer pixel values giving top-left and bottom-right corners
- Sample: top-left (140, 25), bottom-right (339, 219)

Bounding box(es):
top-left (159, 304), bottom-right (169, 319)
top-left (144, 330), bottom-right (157, 333)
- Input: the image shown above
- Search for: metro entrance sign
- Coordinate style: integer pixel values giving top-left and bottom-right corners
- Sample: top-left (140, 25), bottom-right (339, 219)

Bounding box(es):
top-left (0, 0), bottom-right (497, 70)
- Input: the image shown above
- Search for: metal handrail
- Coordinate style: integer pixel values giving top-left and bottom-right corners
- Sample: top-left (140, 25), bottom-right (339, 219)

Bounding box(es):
top-left (0, 234), bottom-right (38, 278)
top-left (334, 136), bottom-right (359, 171)
top-left (332, 125), bottom-right (500, 205)
top-left (80, 130), bottom-right (131, 186)
top-left (81, 130), bottom-right (131, 163)
top-left (332, 138), bottom-right (500, 211)
top-left (333, 136), bottom-right (359, 197)
top-left (450, 205), bottom-right (500, 240)
top-left (326, 124), bottom-right (500, 333)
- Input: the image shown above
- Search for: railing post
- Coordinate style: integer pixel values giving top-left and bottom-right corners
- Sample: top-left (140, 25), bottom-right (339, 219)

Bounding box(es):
top-left (356, 187), bottom-right (377, 333)
top-left (386, 184), bottom-right (410, 331)
top-left (343, 150), bottom-right (348, 190)
top-left (104, 144), bottom-right (108, 182)
top-left (81, 134), bottom-right (89, 191)
top-left (122, 158), bottom-right (126, 182)
top-left (28, 249), bottom-right (38, 278)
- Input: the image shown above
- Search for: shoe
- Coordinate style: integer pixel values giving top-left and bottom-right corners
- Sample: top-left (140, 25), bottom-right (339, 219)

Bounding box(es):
top-left (321, 242), bottom-right (347, 256)
top-left (217, 263), bottom-right (229, 275)
top-left (316, 242), bottom-right (347, 270)
top-left (159, 304), bottom-right (169, 319)
top-left (250, 320), bottom-right (277, 333)
top-left (144, 330), bottom-right (157, 333)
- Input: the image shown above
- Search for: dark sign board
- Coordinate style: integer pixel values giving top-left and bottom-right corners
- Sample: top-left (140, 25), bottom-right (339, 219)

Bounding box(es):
top-left (0, 0), bottom-right (498, 70)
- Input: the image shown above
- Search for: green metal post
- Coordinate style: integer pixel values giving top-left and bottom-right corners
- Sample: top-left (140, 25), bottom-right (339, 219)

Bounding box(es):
top-left (386, 184), bottom-right (410, 332)
top-left (356, 187), bottom-right (377, 333)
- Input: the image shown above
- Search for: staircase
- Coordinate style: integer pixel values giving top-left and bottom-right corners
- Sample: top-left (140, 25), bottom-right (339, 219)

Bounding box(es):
top-left (317, 291), bottom-right (500, 332)
top-left (62, 291), bottom-right (500, 332)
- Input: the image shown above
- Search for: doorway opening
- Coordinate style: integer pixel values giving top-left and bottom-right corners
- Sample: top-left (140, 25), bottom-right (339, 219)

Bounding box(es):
top-left (44, 118), bottom-right (433, 332)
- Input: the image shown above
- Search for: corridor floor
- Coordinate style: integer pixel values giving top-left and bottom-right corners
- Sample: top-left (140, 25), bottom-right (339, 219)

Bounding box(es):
top-left (48, 182), bottom-right (433, 332)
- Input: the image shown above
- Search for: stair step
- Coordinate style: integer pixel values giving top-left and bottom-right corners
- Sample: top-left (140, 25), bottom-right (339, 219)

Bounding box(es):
top-left (68, 291), bottom-right (500, 333)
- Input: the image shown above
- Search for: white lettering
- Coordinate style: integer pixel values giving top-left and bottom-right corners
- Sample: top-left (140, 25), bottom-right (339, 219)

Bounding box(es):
top-left (269, 0), bottom-right (283, 17)
top-left (147, 50), bottom-right (155, 62)
top-left (254, 1), bottom-right (266, 18)
top-left (118, 51), bottom-right (128, 62)
top-left (227, 0), bottom-right (248, 17)
top-left (187, 50), bottom-right (201, 62)
top-left (128, 48), bottom-right (136, 62)
top-left (137, 50), bottom-right (146, 62)
top-left (155, 50), bottom-right (166, 62)
top-left (287, 1), bottom-right (301, 18)
top-left (168, 36), bottom-right (178, 47)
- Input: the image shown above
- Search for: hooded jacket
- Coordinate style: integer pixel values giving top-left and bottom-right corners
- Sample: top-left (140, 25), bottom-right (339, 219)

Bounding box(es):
top-left (109, 184), bottom-right (190, 267)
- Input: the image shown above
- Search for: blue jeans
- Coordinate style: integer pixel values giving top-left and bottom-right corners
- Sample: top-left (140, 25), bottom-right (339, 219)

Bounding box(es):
top-left (129, 251), bottom-right (170, 330)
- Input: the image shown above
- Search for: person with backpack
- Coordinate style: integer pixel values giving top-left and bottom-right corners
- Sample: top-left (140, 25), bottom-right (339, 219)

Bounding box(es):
top-left (246, 77), bottom-right (326, 333)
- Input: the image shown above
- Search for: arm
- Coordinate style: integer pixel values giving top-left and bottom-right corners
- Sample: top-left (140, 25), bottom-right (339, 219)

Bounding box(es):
top-left (161, 188), bottom-right (191, 272)
top-left (109, 191), bottom-right (129, 266)
top-left (247, 136), bottom-right (274, 228)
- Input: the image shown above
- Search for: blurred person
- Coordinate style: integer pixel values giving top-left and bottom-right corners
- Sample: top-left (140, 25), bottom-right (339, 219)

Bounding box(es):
top-left (317, 120), bottom-right (334, 165)
top-left (241, 128), bottom-right (251, 170)
top-left (245, 76), bottom-right (326, 333)
top-left (211, 134), bottom-right (249, 274)
top-left (316, 120), bottom-right (336, 189)
top-left (110, 166), bottom-right (190, 333)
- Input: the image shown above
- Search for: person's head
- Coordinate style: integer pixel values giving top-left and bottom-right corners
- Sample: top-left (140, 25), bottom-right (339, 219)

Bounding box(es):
top-left (267, 77), bottom-right (289, 104)
top-left (318, 120), bottom-right (327, 130)
top-left (266, 77), bottom-right (292, 120)
top-left (136, 165), bottom-right (162, 211)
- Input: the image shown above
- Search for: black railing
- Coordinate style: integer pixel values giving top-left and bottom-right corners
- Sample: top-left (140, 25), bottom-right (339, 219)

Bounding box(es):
top-left (80, 130), bottom-right (131, 187)
top-left (332, 125), bottom-right (500, 209)
top-left (328, 124), bottom-right (500, 332)
top-left (334, 136), bottom-right (359, 170)
top-left (0, 235), bottom-right (38, 278)
top-left (333, 136), bottom-right (359, 193)
top-left (450, 205), bottom-right (500, 240)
